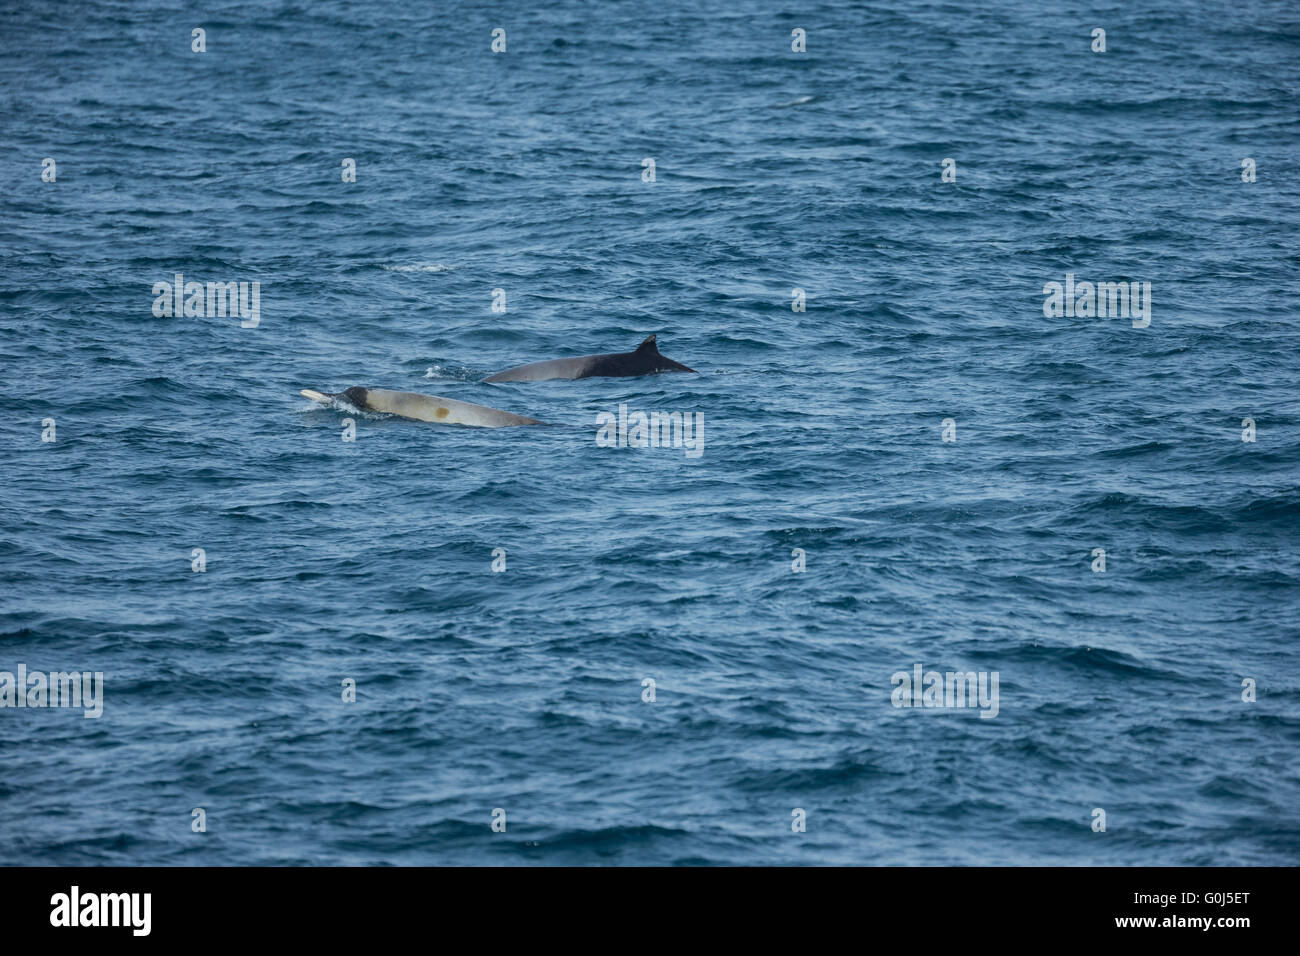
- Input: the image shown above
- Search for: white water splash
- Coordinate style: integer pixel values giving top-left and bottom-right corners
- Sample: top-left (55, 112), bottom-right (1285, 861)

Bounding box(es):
top-left (382, 263), bottom-right (457, 273)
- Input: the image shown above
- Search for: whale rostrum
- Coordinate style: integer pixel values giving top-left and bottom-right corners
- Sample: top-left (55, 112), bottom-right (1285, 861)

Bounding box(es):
top-left (484, 334), bottom-right (696, 383)
top-left (301, 387), bottom-right (543, 427)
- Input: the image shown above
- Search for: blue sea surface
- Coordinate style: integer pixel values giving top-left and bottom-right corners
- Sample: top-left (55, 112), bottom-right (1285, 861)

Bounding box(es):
top-left (1, 0), bottom-right (1298, 865)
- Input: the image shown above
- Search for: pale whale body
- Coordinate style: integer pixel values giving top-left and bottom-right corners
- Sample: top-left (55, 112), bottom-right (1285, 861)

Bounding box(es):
top-left (484, 334), bottom-right (696, 383)
top-left (301, 386), bottom-right (542, 427)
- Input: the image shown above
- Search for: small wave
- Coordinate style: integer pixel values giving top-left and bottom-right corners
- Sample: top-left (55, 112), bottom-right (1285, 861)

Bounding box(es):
top-left (423, 365), bottom-right (480, 382)
top-left (381, 263), bottom-right (456, 273)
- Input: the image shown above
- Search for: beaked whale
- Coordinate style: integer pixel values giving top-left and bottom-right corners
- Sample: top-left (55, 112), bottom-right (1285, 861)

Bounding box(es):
top-left (483, 334), bottom-right (696, 383)
top-left (301, 386), bottom-right (543, 427)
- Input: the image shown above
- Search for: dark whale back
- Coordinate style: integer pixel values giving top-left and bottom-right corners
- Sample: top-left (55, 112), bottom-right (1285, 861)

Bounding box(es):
top-left (483, 335), bottom-right (696, 383)
top-left (586, 335), bottom-right (695, 377)
top-left (340, 386), bottom-right (371, 409)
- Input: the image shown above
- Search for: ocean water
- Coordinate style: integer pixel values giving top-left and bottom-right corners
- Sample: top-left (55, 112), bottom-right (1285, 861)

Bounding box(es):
top-left (1, 0), bottom-right (1298, 866)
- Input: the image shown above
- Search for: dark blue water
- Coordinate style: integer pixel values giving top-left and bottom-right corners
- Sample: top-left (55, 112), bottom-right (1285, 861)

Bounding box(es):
top-left (2, 0), bottom-right (1298, 865)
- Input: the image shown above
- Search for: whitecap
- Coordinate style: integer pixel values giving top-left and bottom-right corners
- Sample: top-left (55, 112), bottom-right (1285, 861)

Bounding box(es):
top-left (382, 263), bottom-right (457, 273)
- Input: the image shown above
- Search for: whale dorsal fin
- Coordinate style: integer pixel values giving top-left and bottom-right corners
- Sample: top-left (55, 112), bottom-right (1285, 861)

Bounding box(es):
top-left (635, 334), bottom-right (659, 354)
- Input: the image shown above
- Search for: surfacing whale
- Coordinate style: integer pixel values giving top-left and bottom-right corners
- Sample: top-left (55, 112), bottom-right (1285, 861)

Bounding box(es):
top-left (483, 334), bottom-right (696, 383)
top-left (301, 387), bottom-right (542, 427)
